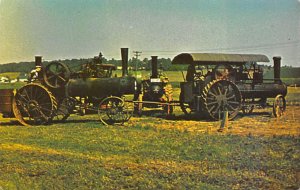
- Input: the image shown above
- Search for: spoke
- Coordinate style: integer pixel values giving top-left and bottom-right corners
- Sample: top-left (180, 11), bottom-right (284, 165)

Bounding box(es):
top-left (58, 75), bottom-right (66, 82)
top-left (18, 94), bottom-right (30, 103)
top-left (207, 101), bottom-right (218, 106)
top-left (39, 106), bottom-right (53, 112)
top-left (57, 71), bottom-right (65, 76)
top-left (39, 102), bottom-right (53, 107)
top-left (17, 94), bottom-right (30, 102)
top-left (208, 105), bottom-right (216, 112)
top-left (207, 96), bottom-right (215, 100)
top-left (33, 86), bottom-right (38, 99)
top-left (48, 75), bottom-right (56, 80)
top-left (211, 87), bottom-right (219, 96)
top-left (227, 101), bottom-right (240, 105)
top-left (227, 104), bottom-right (236, 111)
top-left (22, 88), bottom-right (31, 101)
top-left (218, 86), bottom-right (222, 95)
top-left (211, 104), bottom-right (221, 114)
top-left (208, 91), bottom-right (217, 97)
top-left (30, 86), bottom-right (35, 99)
top-left (35, 91), bottom-right (45, 101)
top-left (223, 88), bottom-right (228, 96)
top-left (227, 94), bottom-right (236, 100)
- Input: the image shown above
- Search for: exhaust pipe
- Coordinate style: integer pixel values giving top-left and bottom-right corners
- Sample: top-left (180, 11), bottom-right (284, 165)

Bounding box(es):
top-left (35, 56), bottom-right (42, 67)
top-left (273, 56), bottom-right (281, 82)
top-left (151, 56), bottom-right (158, 78)
top-left (121, 48), bottom-right (128, 77)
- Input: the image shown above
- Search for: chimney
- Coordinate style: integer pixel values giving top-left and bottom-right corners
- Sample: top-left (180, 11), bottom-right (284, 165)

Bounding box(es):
top-left (35, 56), bottom-right (42, 67)
top-left (121, 48), bottom-right (128, 77)
top-left (273, 56), bottom-right (281, 82)
top-left (151, 56), bottom-right (158, 78)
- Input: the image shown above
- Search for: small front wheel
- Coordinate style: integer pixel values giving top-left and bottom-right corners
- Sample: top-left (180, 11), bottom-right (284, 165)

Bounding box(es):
top-left (98, 96), bottom-right (132, 125)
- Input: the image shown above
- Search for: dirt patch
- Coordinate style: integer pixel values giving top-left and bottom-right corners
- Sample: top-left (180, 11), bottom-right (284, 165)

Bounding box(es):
top-left (127, 105), bottom-right (300, 137)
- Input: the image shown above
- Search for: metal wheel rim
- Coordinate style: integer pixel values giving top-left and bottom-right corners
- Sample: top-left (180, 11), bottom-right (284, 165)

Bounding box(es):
top-left (13, 84), bottom-right (57, 125)
top-left (203, 80), bottom-right (241, 120)
top-left (98, 96), bottom-right (132, 125)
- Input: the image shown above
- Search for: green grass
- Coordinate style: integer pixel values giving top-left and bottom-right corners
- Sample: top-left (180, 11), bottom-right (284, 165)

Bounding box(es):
top-left (0, 123), bottom-right (299, 189)
top-left (0, 72), bottom-right (20, 79)
top-left (282, 78), bottom-right (300, 86)
top-left (0, 82), bottom-right (26, 90)
top-left (0, 72), bottom-right (299, 189)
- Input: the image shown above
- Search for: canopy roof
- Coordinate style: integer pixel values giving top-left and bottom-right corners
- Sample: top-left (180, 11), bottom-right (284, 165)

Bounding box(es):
top-left (172, 53), bottom-right (270, 65)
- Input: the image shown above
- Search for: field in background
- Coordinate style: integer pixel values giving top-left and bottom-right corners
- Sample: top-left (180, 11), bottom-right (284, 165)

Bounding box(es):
top-left (0, 72), bottom-right (20, 79)
top-left (1, 70), bottom-right (299, 88)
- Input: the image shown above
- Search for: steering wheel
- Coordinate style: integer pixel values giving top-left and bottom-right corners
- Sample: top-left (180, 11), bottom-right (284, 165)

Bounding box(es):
top-left (214, 64), bottom-right (235, 80)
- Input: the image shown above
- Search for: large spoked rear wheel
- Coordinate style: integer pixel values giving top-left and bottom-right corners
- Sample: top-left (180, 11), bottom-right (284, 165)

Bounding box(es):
top-left (13, 83), bottom-right (57, 126)
top-left (202, 79), bottom-right (241, 120)
top-left (273, 94), bottom-right (286, 117)
top-left (98, 96), bottom-right (132, 125)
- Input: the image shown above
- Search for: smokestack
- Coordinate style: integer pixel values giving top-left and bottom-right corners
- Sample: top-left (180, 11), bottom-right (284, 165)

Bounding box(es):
top-left (273, 56), bottom-right (281, 82)
top-left (121, 48), bottom-right (128, 77)
top-left (151, 56), bottom-right (158, 78)
top-left (35, 56), bottom-right (42, 67)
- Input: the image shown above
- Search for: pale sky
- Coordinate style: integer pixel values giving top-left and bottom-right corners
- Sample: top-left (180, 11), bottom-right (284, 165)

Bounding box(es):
top-left (0, 0), bottom-right (299, 66)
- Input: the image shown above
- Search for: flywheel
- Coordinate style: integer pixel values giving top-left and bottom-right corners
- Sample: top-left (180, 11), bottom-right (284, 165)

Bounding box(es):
top-left (43, 61), bottom-right (70, 89)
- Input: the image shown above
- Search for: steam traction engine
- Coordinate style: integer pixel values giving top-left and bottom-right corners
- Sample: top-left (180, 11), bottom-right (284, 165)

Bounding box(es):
top-left (173, 53), bottom-right (287, 120)
top-left (4, 48), bottom-right (137, 126)
top-left (134, 56), bottom-right (173, 115)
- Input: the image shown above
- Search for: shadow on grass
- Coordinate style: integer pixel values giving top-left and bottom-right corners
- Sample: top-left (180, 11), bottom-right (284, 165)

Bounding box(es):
top-left (135, 109), bottom-right (274, 122)
top-left (1, 110), bottom-right (274, 127)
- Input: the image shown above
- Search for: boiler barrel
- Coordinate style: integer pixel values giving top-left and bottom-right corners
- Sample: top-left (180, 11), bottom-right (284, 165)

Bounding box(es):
top-left (66, 77), bottom-right (137, 98)
top-left (237, 83), bottom-right (287, 99)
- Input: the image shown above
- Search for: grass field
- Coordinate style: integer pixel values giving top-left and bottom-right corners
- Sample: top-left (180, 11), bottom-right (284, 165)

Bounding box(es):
top-left (0, 74), bottom-right (300, 189)
top-left (0, 87), bottom-right (300, 189)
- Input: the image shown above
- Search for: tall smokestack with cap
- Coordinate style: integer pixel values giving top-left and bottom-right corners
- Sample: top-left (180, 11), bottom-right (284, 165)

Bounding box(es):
top-left (273, 56), bottom-right (281, 82)
top-left (121, 48), bottom-right (129, 77)
top-left (151, 56), bottom-right (158, 78)
top-left (35, 56), bottom-right (42, 67)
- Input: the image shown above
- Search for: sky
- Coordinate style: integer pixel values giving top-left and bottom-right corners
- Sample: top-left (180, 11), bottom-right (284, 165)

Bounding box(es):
top-left (0, 0), bottom-right (299, 66)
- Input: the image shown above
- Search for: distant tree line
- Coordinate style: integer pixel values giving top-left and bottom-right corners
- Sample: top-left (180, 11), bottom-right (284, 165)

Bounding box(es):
top-left (0, 57), bottom-right (188, 76)
top-left (0, 57), bottom-right (299, 78)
